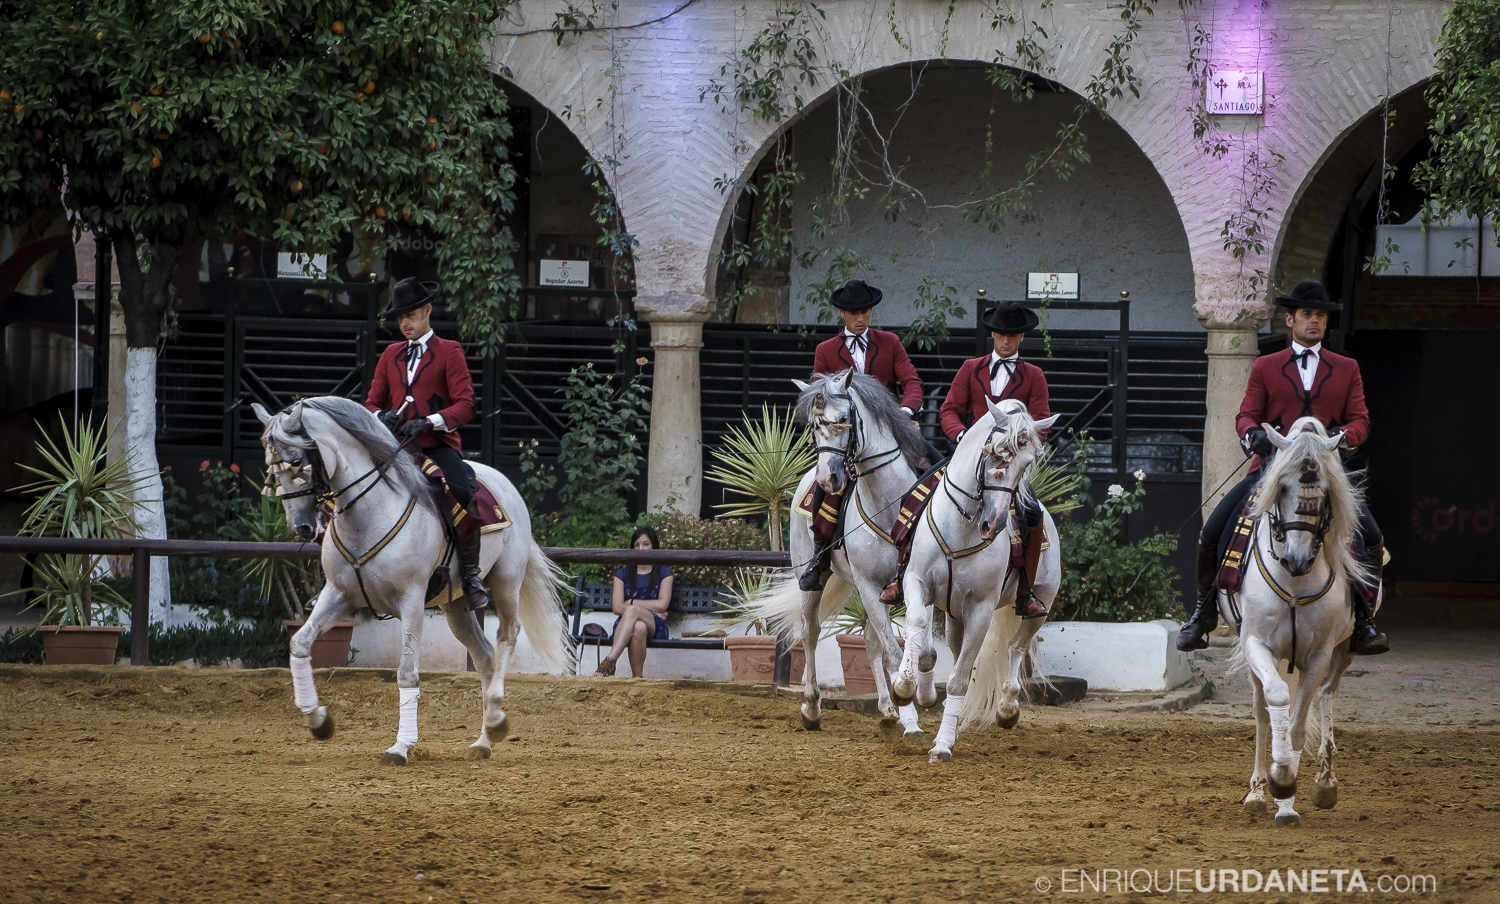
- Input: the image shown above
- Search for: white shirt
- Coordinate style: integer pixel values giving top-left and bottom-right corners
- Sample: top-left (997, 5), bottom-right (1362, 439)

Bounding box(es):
top-left (842, 330), bottom-right (868, 373)
top-left (1291, 340), bottom-right (1321, 392)
top-left (989, 352), bottom-right (1020, 398)
top-left (402, 330), bottom-right (449, 432)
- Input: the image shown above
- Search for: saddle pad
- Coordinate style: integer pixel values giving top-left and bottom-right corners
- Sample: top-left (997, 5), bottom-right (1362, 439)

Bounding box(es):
top-left (418, 458), bottom-right (512, 542)
top-left (794, 484), bottom-right (843, 545)
top-left (1214, 489), bottom-right (1259, 593)
top-left (889, 466), bottom-right (945, 549)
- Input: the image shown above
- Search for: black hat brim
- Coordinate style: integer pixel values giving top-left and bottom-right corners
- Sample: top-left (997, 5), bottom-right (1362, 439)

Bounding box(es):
top-left (982, 306), bottom-right (1041, 334)
top-left (381, 281), bottom-right (439, 318)
top-left (1274, 296), bottom-right (1343, 312)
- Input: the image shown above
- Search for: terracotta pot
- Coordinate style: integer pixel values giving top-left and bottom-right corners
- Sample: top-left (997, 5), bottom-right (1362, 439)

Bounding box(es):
top-left (788, 642), bottom-right (806, 684)
top-left (835, 634), bottom-right (903, 695)
top-left (283, 620), bottom-right (359, 669)
top-left (725, 634), bottom-right (777, 683)
top-left (39, 626), bottom-right (126, 666)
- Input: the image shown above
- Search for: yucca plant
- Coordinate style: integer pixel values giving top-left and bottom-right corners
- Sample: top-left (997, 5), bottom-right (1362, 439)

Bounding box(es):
top-left (704, 404), bottom-right (817, 551)
top-left (1027, 445), bottom-right (1086, 516)
top-left (237, 490), bottom-right (324, 620)
top-left (15, 554), bottom-right (131, 630)
top-left (712, 567), bottom-right (776, 635)
top-left (10, 417), bottom-right (147, 627)
top-left (831, 591), bottom-right (905, 638)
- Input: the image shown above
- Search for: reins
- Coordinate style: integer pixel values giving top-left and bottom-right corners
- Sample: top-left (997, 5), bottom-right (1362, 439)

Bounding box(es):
top-left (924, 421), bottom-right (1027, 612)
top-left (1251, 484), bottom-right (1337, 675)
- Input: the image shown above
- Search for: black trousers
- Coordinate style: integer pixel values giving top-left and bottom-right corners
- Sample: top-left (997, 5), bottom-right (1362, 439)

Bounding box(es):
top-left (1201, 471), bottom-right (1382, 560)
top-left (421, 444), bottom-right (475, 508)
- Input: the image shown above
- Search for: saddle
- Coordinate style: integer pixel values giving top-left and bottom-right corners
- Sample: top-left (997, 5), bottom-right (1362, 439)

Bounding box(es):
top-left (416, 457), bottom-right (512, 543)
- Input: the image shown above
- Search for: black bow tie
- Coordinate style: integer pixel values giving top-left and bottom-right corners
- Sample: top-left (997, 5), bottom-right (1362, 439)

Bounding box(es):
top-left (1295, 348), bottom-right (1317, 372)
top-left (845, 333), bottom-right (867, 354)
top-left (406, 341), bottom-right (424, 364)
top-left (991, 356), bottom-right (1018, 380)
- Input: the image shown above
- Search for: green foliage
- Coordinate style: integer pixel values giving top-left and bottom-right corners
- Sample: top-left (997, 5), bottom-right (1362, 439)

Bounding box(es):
top-left (0, 628), bottom-right (45, 664)
top-left (0, 0), bottom-right (519, 350)
top-left (1051, 468), bottom-right (1182, 623)
top-left (830, 590), bottom-right (902, 639)
top-left (9, 554), bottom-right (132, 631)
top-left (120, 617), bottom-right (291, 668)
top-left (525, 363), bottom-right (650, 557)
top-left (1416, 0), bottom-right (1500, 227)
top-left (704, 404), bottom-right (815, 551)
top-left (636, 512), bottom-right (769, 587)
top-left (712, 567), bottom-right (777, 635)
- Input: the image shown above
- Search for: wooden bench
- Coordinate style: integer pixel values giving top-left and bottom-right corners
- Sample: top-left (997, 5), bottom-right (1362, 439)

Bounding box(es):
top-left (567, 574), bottom-right (734, 674)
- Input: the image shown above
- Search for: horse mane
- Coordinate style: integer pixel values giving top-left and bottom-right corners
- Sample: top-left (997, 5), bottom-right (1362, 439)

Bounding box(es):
top-left (265, 396), bottom-right (438, 517)
top-left (994, 399), bottom-right (1040, 512)
top-left (794, 371), bottom-right (927, 471)
top-left (1249, 417), bottom-right (1363, 584)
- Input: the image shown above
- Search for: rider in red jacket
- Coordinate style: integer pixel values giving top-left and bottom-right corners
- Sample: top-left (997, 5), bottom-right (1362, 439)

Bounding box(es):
top-left (364, 278), bottom-right (489, 611)
top-left (1177, 281), bottom-right (1387, 655)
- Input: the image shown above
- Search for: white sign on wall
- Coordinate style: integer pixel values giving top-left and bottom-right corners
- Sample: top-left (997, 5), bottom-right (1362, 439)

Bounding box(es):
top-left (1027, 272), bottom-right (1079, 300)
top-left (539, 259), bottom-right (590, 288)
top-left (1207, 70), bottom-right (1263, 115)
top-left (277, 252), bottom-right (328, 279)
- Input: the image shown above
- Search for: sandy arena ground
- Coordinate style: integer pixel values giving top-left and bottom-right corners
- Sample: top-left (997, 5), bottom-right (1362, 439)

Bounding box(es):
top-left (1, 664), bottom-right (1496, 904)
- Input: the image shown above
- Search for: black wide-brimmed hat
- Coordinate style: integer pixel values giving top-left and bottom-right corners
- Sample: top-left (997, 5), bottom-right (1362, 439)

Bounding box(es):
top-left (381, 278), bottom-right (441, 318)
top-left (1275, 280), bottom-right (1342, 312)
top-left (982, 300), bottom-right (1040, 335)
top-left (830, 279), bottom-right (883, 311)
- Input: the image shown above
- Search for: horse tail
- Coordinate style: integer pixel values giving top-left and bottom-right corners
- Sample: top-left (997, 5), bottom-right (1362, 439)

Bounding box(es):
top-left (518, 542), bottom-right (575, 673)
top-left (960, 608), bottom-right (1018, 729)
top-left (744, 570), bottom-right (848, 640)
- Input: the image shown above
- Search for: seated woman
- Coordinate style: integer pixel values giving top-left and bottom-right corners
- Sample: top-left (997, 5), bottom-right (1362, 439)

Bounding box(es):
top-left (593, 526), bottom-right (675, 678)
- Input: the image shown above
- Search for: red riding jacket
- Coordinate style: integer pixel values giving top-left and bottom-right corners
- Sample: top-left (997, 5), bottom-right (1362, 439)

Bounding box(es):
top-left (939, 356), bottom-right (1051, 441)
top-left (364, 335), bottom-right (474, 452)
top-left (812, 329), bottom-right (925, 412)
top-left (1236, 345), bottom-right (1370, 471)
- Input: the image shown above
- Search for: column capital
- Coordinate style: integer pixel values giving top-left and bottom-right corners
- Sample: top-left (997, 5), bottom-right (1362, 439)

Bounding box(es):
top-left (634, 294), bottom-right (714, 324)
top-left (1193, 300), bottom-right (1273, 333)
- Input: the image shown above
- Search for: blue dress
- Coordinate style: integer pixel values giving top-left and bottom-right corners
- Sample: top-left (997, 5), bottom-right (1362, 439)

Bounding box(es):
top-left (612, 565), bottom-right (673, 640)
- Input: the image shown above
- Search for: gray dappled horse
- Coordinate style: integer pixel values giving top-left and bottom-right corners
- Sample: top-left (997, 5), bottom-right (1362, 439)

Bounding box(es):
top-left (892, 398), bottom-right (1061, 763)
top-left (254, 397), bottom-right (572, 765)
top-left (746, 371), bottom-right (928, 738)
top-left (1222, 416), bottom-right (1373, 826)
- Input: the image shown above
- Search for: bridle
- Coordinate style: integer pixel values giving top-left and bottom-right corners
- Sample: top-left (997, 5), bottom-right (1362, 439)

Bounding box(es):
top-left (810, 388), bottom-right (904, 481)
top-left (941, 422), bottom-right (1024, 525)
top-left (1265, 463), bottom-right (1333, 565)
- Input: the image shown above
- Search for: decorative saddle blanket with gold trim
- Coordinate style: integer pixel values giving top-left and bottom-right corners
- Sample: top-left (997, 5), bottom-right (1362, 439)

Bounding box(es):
top-left (794, 484), bottom-right (844, 545)
top-left (418, 458), bottom-right (512, 541)
top-left (1214, 489), bottom-right (1259, 593)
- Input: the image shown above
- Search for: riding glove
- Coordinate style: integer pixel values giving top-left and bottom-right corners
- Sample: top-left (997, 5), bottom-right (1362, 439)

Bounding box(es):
top-left (378, 409), bottom-right (402, 433)
top-left (396, 418), bottom-right (428, 442)
top-left (1243, 426), bottom-right (1275, 458)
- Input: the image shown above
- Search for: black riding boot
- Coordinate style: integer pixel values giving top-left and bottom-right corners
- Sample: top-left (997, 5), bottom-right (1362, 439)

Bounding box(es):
top-left (456, 527), bottom-right (492, 612)
top-left (1175, 540), bottom-right (1222, 652)
top-left (1350, 544), bottom-right (1389, 655)
top-left (799, 541), bottom-right (834, 592)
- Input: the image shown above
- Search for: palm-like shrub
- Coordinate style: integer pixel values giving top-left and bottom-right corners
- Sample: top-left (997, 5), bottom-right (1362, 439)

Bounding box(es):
top-left (705, 404), bottom-right (816, 551)
top-left (11, 418), bottom-right (147, 627)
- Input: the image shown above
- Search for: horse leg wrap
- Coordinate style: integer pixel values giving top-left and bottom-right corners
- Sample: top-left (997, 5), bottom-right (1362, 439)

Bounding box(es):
top-left (1267, 704), bottom-right (1292, 765)
top-left (933, 694), bottom-right (964, 751)
top-left (1289, 750), bottom-right (1303, 777)
top-left (396, 687), bottom-right (421, 748)
top-left (290, 655), bottom-right (319, 714)
top-left (916, 664), bottom-right (937, 708)
top-left (897, 624), bottom-right (926, 685)
top-left (897, 703), bottom-right (921, 732)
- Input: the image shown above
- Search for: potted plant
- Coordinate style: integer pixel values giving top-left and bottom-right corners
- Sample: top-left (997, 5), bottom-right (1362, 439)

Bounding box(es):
top-left (714, 568), bottom-right (785, 683)
top-left (10, 418), bottom-right (146, 664)
top-left (830, 593), bottom-right (906, 696)
top-left (704, 403), bottom-right (816, 551)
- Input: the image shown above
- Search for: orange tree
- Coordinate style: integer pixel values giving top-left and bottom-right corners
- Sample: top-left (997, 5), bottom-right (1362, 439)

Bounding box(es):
top-left (0, 0), bottom-right (518, 618)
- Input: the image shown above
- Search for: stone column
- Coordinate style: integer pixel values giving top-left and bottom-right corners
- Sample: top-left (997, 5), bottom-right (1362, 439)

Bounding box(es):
top-left (1195, 298), bottom-right (1272, 511)
top-left (634, 294), bottom-right (713, 515)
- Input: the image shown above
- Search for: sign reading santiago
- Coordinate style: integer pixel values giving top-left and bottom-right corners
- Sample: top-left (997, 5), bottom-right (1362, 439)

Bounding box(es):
top-left (1207, 69), bottom-right (1263, 115)
top-left (1027, 272), bottom-right (1079, 300)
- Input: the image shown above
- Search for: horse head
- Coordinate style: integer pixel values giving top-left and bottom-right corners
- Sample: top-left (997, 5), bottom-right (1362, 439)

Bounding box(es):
top-left (976, 399), bottom-right (1058, 541)
top-left (793, 369), bottom-right (858, 495)
top-left (1257, 417), bottom-right (1345, 577)
top-left (253, 401), bottom-right (324, 541)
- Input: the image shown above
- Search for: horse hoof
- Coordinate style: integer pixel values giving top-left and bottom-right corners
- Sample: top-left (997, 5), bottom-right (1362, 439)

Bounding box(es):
top-left (902, 727), bottom-right (926, 746)
top-left (801, 713), bottom-right (822, 731)
top-left (1313, 784), bottom-right (1338, 810)
top-left (1274, 810), bottom-right (1301, 827)
top-left (890, 688), bottom-right (914, 707)
top-left (917, 649), bottom-right (937, 672)
top-left (380, 751), bottom-right (409, 767)
top-left (1268, 778), bottom-right (1296, 800)
top-left (466, 745), bottom-right (492, 761)
top-left (996, 710), bottom-right (1020, 730)
top-left (927, 748), bottom-right (952, 765)
top-left (487, 715), bottom-right (509, 738)
top-left (306, 707), bottom-right (335, 741)
top-left (1242, 795), bottom-right (1268, 815)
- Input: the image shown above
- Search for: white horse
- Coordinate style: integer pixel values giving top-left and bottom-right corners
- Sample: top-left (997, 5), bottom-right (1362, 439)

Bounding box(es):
top-left (254, 397), bottom-right (572, 765)
top-left (1222, 416), bottom-right (1372, 826)
top-left (892, 398), bottom-right (1061, 763)
top-left (745, 371), bottom-right (929, 737)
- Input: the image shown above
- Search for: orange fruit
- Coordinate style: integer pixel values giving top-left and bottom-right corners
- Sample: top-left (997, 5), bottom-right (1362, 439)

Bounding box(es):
top-left (33, 128), bottom-right (43, 140)
top-left (132, 103), bottom-right (143, 114)
top-left (292, 180), bottom-right (302, 192)
top-left (200, 33), bottom-right (211, 43)
top-left (376, 206), bottom-right (387, 218)
top-left (364, 81), bottom-right (375, 94)
top-left (426, 117), bottom-right (436, 124)
top-left (95, 31), bottom-right (104, 40)
top-left (157, 131), bottom-right (168, 139)
top-left (319, 142), bottom-right (327, 154)
top-left (355, 95), bottom-right (364, 103)
top-left (151, 156), bottom-right (161, 168)
top-left (150, 87), bottom-right (162, 96)
top-left (331, 21), bottom-right (344, 34)
top-left (0, 89), bottom-right (11, 101)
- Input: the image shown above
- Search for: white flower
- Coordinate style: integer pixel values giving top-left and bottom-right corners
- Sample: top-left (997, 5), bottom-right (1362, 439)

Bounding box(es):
top-left (1107, 484), bottom-right (1125, 498)
top-left (1133, 468), bottom-right (1146, 481)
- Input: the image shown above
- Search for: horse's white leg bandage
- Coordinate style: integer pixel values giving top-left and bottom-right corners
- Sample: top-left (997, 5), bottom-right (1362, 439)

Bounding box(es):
top-left (396, 687), bottom-right (420, 748)
top-left (897, 625), bottom-right (926, 683)
top-left (290, 655), bottom-right (319, 714)
top-left (898, 703), bottom-right (921, 732)
top-left (1267, 704), bottom-right (1292, 765)
top-left (1289, 750), bottom-right (1303, 777)
top-left (916, 664), bottom-right (937, 706)
top-left (933, 694), bottom-right (964, 751)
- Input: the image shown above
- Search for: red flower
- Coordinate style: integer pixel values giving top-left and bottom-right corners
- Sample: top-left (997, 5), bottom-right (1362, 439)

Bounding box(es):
top-left (229, 463), bottom-right (240, 474)
top-left (200, 460), bottom-right (209, 469)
